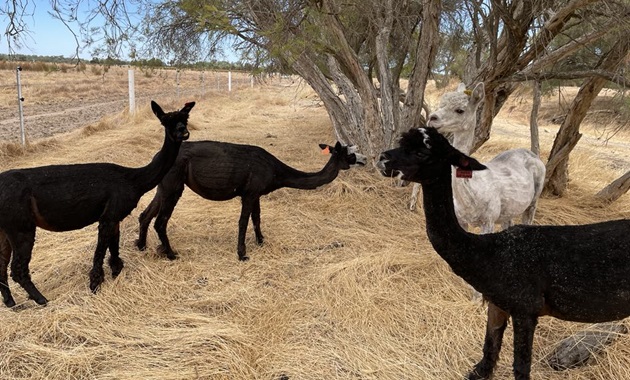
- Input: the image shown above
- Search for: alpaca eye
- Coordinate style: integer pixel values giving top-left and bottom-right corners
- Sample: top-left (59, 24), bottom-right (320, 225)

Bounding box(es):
top-left (455, 109), bottom-right (465, 114)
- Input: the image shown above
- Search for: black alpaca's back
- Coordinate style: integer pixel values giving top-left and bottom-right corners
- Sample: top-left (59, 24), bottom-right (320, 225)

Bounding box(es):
top-left (180, 141), bottom-right (294, 200)
top-left (1, 163), bottom-right (146, 231)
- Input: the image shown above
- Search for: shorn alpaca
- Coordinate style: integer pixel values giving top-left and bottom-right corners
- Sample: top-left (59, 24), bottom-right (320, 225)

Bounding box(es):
top-left (0, 101), bottom-right (194, 307)
top-left (377, 127), bottom-right (630, 380)
top-left (409, 83), bottom-right (545, 234)
top-left (136, 140), bottom-right (367, 261)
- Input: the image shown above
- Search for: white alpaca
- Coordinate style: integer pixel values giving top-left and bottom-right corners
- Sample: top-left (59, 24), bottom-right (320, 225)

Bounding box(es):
top-left (410, 82), bottom-right (546, 233)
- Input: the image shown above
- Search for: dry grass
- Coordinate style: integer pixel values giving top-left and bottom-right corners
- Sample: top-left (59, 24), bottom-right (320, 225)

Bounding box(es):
top-left (0, 81), bottom-right (629, 380)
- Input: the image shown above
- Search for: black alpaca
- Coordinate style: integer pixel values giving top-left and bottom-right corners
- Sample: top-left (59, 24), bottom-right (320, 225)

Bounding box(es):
top-left (376, 127), bottom-right (630, 380)
top-left (136, 140), bottom-right (367, 261)
top-left (0, 101), bottom-right (194, 307)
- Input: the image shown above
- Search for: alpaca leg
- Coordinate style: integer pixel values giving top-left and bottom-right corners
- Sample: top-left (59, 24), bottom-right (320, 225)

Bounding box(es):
top-left (251, 197), bottom-right (264, 245)
top-left (237, 197), bottom-right (255, 261)
top-left (89, 221), bottom-right (115, 293)
top-left (521, 202), bottom-right (538, 225)
top-left (107, 223), bottom-right (124, 278)
top-left (511, 315), bottom-right (537, 380)
top-left (8, 229), bottom-right (47, 305)
top-left (409, 183), bottom-right (421, 211)
top-left (467, 303), bottom-right (510, 380)
top-left (153, 190), bottom-right (182, 260)
top-left (136, 192), bottom-right (162, 251)
top-left (0, 232), bottom-right (15, 307)
top-left (500, 219), bottom-right (514, 230)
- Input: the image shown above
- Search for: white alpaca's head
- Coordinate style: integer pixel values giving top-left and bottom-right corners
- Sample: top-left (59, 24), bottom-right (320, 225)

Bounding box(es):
top-left (427, 82), bottom-right (485, 135)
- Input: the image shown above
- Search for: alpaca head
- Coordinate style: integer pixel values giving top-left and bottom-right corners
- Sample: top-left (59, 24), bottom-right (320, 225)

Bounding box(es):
top-left (376, 126), bottom-right (486, 182)
top-left (318, 142), bottom-right (368, 169)
top-left (427, 82), bottom-right (484, 134)
top-left (151, 100), bottom-right (195, 142)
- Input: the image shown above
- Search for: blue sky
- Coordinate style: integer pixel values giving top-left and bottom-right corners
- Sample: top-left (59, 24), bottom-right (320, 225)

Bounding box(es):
top-left (2, 2), bottom-right (239, 62)
top-left (1, 3), bottom-right (87, 58)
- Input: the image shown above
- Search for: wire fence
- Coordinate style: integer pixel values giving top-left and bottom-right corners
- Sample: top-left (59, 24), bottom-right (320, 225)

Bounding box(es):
top-left (0, 65), bottom-right (257, 143)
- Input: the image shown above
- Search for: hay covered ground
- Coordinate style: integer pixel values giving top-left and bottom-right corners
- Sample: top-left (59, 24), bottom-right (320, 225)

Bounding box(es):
top-left (0, 80), bottom-right (629, 380)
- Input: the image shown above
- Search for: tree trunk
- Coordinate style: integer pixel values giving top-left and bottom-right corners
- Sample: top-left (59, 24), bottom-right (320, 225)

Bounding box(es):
top-left (529, 80), bottom-right (541, 156)
top-left (401, 0), bottom-right (441, 142)
top-left (544, 36), bottom-right (630, 196)
top-left (595, 170), bottom-right (630, 203)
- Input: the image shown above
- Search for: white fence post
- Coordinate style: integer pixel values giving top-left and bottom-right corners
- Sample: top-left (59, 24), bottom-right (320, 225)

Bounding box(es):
top-left (16, 66), bottom-right (26, 146)
top-left (128, 69), bottom-right (135, 114)
top-left (201, 71), bottom-right (205, 97)
top-left (228, 70), bottom-right (232, 92)
top-left (176, 69), bottom-right (181, 98)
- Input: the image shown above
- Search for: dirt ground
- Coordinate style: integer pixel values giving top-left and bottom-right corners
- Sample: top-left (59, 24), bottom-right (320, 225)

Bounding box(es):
top-left (0, 66), bottom-right (253, 142)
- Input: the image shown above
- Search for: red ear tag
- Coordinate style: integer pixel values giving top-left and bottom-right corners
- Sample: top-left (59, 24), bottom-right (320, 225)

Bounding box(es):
top-left (321, 146), bottom-right (330, 155)
top-left (456, 168), bottom-right (473, 178)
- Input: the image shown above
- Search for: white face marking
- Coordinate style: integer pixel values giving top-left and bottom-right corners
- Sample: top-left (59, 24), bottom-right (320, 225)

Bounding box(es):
top-left (347, 145), bottom-right (358, 155)
top-left (418, 128), bottom-right (432, 149)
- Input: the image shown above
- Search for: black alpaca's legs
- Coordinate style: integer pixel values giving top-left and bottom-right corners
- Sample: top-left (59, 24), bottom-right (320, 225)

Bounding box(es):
top-left (467, 303), bottom-right (510, 380)
top-left (153, 188), bottom-right (184, 260)
top-left (0, 233), bottom-right (15, 307)
top-left (107, 223), bottom-right (124, 278)
top-left (89, 221), bottom-right (116, 293)
top-left (511, 315), bottom-right (537, 380)
top-left (237, 197), bottom-right (256, 261)
top-left (136, 195), bottom-right (160, 251)
top-left (251, 197), bottom-right (264, 245)
top-left (8, 229), bottom-right (48, 305)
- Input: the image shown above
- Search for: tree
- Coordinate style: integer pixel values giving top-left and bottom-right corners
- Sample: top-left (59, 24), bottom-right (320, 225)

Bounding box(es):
top-left (545, 35), bottom-right (630, 196)
top-left (140, 0), bottom-right (440, 157)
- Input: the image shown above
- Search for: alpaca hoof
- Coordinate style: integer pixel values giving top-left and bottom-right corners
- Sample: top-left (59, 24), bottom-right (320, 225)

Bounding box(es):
top-left (30, 295), bottom-right (48, 306)
top-left (109, 257), bottom-right (124, 278)
top-left (3, 297), bottom-right (16, 308)
top-left (89, 283), bottom-right (101, 294)
top-left (238, 255), bottom-right (250, 262)
top-left (166, 253), bottom-right (178, 261)
top-left (157, 245), bottom-right (178, 260)
top-left (89, 270), bottom-right (104, 294)
top-left (135, 239), bottom-right (147, 251)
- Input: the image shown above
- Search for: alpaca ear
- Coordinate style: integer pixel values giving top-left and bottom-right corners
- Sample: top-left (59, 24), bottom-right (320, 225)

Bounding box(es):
top-left (453, 153), bottom-right (486, 171)
top-left (151, 101), bottom-right (165, 119)
top-left (319, 144), bottom-right (331, 154)
top-left (457, 83), bottom-right (466, 93)
top-left (181, 101), bottom-right (196, 114)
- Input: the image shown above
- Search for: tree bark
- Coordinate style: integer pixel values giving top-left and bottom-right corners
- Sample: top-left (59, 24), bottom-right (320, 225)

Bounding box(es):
top-left (544, 36), bottom-right (630, 196)
top-left (530, 80), bottom-right (541, 156)
top-left (595, 170), bottom-right (630, 203)
top-left (401, 0), bottom-right (441, 142)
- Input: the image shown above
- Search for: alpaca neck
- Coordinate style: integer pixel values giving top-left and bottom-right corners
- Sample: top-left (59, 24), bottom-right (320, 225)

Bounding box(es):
top-left (451, 130), bottom-right (475, 155)
top-left (420, 169), bottom-right (483, 275)
top-left (135, 134), bottom-right (181, 194)
top-left (279, 156), bottom-right (342, 190)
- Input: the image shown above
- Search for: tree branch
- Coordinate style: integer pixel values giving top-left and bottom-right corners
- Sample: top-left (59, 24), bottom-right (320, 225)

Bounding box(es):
top-left (504, 69), bottom-right (630, 87)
